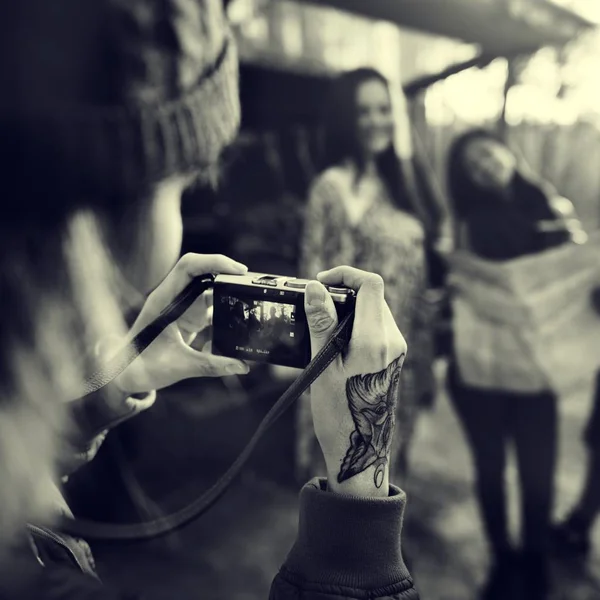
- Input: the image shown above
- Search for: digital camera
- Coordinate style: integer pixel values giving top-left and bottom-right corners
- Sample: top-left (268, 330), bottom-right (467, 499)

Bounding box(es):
top-left (212, 273), bottom-right (356, 369)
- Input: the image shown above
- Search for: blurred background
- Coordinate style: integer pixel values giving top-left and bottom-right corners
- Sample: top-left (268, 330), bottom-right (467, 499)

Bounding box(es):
top-left (64, 1), bottom-right (600, 598)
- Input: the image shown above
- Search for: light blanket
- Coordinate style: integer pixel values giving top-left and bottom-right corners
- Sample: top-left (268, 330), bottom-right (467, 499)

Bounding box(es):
top-left (449, 231), bottom-right (600, 395)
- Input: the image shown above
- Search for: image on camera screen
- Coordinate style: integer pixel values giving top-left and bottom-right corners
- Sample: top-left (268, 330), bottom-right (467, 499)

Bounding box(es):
top-left (217, 295), bottom-right (304, 363)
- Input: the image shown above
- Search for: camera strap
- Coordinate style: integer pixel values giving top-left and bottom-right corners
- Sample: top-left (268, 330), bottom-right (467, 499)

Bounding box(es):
top-left (58, 274), bottom-right (354, 540)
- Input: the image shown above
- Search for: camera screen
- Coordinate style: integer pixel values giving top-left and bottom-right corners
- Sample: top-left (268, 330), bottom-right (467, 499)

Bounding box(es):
top-left (213, 293), bottom-right (308, 367)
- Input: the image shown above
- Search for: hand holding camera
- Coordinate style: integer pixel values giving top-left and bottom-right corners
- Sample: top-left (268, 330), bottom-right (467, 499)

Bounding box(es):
top-left (306, 266), bottom-right (407, 498)
top-left (211, 263), bottom-right (407, 497)
top-left (111, 255), bottom-right (406, 499)
top-left (112, 254), bottom-right (250, 397)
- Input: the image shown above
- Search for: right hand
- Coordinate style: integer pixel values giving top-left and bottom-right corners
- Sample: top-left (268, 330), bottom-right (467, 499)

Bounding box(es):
top-left (304, 266), bottom-right (407, 498)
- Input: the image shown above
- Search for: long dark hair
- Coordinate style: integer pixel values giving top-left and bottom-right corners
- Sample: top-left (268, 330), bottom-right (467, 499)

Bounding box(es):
top-left (447, 128), bottom-right (550, 220)
top-left (319, 68), bottom-right (415, 215)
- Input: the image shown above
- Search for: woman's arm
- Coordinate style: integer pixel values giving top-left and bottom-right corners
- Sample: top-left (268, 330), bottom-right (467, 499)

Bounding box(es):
top-left (272, 265), bottom-right (419, 599)
top-left (463, 212), bottom-right (513, 260)
top-left (537, 195), bottom-right (587, 244)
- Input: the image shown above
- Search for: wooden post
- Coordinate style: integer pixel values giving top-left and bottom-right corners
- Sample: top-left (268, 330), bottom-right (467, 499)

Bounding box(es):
top-left (498, 56), bottom-right (517, 141)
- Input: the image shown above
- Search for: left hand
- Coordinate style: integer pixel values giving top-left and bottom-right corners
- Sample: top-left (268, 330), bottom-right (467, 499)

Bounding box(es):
top-left (107, 253), bottom-right (250, 396)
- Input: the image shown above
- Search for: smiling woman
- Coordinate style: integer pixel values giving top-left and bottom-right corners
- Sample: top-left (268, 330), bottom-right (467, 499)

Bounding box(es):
top-left (445, 126), bottom-right (591, 599)
top-left (299, 67), bottom-right (436, 484)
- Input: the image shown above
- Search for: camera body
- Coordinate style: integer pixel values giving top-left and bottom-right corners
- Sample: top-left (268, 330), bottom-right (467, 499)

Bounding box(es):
top-left (212, 273), bottom-right (355, 369)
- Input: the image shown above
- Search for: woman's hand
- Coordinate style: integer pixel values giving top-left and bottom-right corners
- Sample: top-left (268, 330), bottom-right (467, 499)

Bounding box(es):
top-left (304, 266), bottom-right (407, 498)
top-left (540, 195), bottom-right (588, 244)
top-left (536, 218), bottom-right (577, 232)
top-left (109, 253), bottom-right (250, 396)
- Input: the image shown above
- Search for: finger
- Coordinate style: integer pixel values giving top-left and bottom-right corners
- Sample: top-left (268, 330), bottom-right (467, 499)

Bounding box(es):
top-left (317, 266), bottom-right (385, 342)
top-left (382, 301), bottom-right (399, 337)
top-left (304, 281), bottom-right (339, 358)
top-left (177, 253), bottom-right (247, 279)
top-left (182, 347), bottom-right (249, 378)
top-left (148, 254), bottom-right (247, 312)
top-left (383, 302), bottom-right (408, 359)
top-left (317, 265), bottom-right (383, 290)
top-left (178, 289), bottom-right (213, 333)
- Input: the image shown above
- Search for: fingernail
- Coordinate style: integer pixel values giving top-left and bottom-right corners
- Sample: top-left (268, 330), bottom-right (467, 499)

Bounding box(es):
top-left (306, 282), bottom-right (325, 306)
top-left (227, 362), bottom-right (249, 375)
top-left (233, 261), bottom-right (248, 272)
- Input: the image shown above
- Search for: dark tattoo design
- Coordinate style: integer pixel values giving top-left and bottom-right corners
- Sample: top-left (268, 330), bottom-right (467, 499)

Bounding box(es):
top-left (338, 354), bottom-right (405, 488)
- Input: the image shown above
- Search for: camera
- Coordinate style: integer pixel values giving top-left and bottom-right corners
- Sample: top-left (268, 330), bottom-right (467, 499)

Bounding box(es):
top-left (212, 273), bottom-right (356, 369)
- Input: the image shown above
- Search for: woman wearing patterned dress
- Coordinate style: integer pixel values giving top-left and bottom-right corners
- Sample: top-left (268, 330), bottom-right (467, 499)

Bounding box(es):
top-left (298, 68), bottom-right (435, 483)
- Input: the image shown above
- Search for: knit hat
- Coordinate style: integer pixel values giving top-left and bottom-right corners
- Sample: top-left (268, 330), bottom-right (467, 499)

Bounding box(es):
top-left (0, 0), bottom-right (240, 203)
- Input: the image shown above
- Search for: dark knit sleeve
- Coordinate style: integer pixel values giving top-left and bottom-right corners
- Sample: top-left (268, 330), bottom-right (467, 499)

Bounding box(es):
top-left (465, 210), bottom-right (512, 261)
top-left (270, 478), bottom-right (419, 600)
top-left (0, 555), bottom-right (142, 600)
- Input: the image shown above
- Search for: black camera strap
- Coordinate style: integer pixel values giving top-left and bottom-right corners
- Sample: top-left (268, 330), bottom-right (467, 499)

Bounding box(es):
top-left (58, 274), bottom-right (354, 541)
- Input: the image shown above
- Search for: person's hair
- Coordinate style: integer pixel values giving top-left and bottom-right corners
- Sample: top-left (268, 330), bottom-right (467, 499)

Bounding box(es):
top-left (319, 68), bottom-right (415, 215)
top-left (0, 133), bottom-right (166, 550)
top-left (0, 0), bottom-right (231, 550)
top-left (447, 128), bottom-right (550, 220)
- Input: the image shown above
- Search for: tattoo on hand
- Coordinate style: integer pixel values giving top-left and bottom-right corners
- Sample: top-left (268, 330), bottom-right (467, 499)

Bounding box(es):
top-left (338, 355), bottom-right (405, 488)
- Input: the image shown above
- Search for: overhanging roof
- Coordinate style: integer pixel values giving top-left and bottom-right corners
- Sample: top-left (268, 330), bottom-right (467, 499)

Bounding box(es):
top-left (235, 0), bottom-right (596, 125)
top-left (297, 0), bottom-right (594, 56)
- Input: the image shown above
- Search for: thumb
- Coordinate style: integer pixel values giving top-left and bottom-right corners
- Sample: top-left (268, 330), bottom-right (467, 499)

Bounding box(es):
top-left (305, 281), bottom-right (338, 357)
top-left (181, 346), bottom-right (249, 379)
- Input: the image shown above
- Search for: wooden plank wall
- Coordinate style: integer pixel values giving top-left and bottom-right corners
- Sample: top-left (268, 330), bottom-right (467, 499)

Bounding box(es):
top-left (409, 100), bottom-right (600, 232)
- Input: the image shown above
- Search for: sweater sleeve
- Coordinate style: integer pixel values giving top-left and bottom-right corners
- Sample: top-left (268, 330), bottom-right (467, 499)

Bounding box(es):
top-left (0, 544), bottom-right (142, 600)
top-left (270, 478), bottom-right (419, 600)
top-left (59, 389), bottom-right (156, 477)
top-left (464, 211), bottom-right (508, 261)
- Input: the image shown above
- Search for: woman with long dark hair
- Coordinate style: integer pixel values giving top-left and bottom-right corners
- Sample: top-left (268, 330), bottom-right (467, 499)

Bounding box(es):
top-left (446, 128), bottom-right (586, 600)
top-left (300, 68), bottom-right (435, 481)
